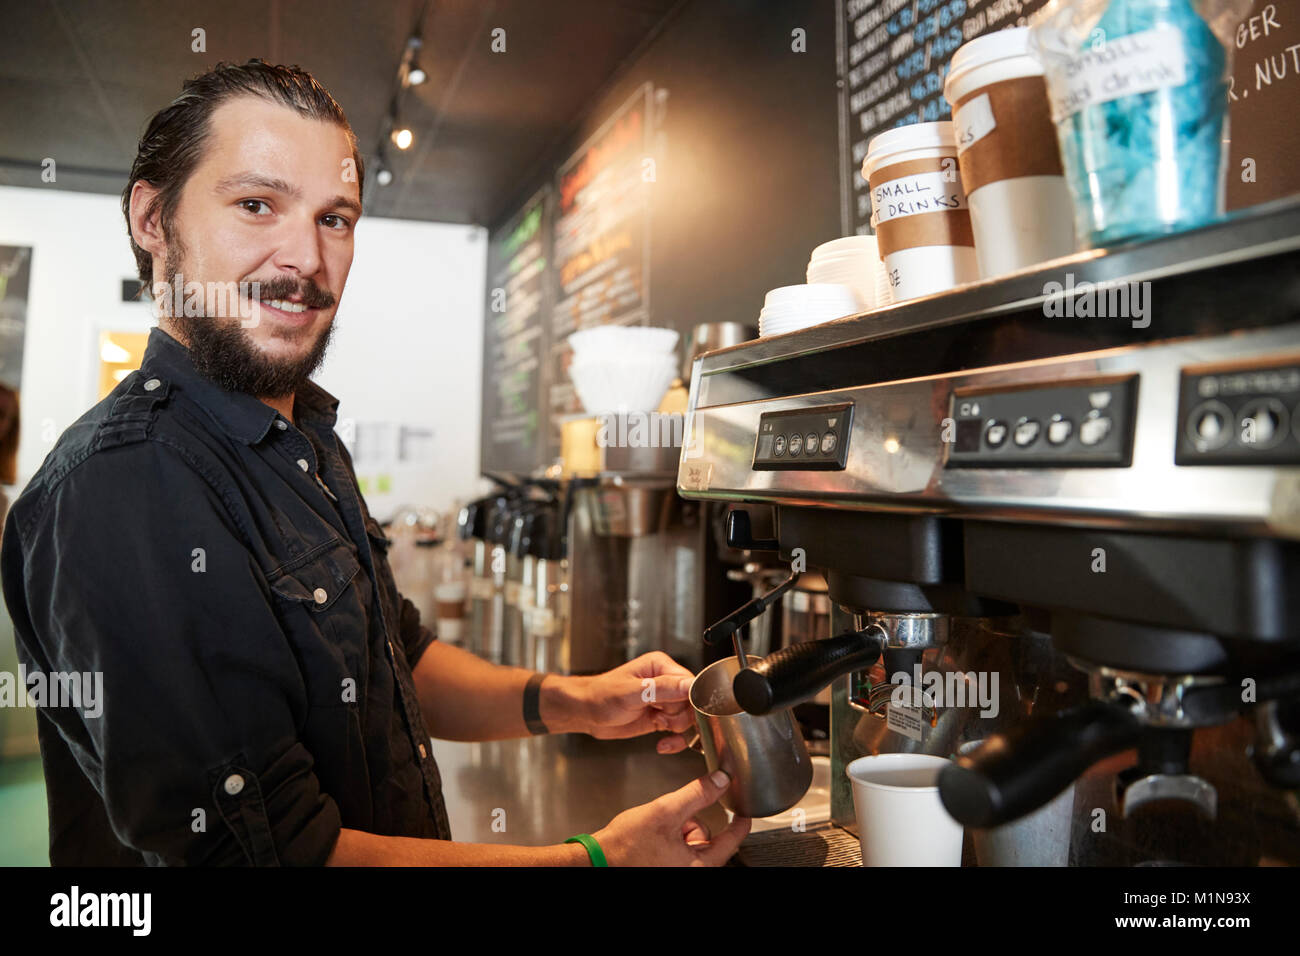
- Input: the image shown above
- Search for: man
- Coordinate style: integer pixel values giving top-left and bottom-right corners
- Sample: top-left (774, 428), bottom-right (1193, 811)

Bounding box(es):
top-left (1, 60), bottom-right (750, 866)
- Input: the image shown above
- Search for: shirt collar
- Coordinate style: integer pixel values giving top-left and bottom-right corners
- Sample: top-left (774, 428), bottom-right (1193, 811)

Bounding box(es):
top-left (140, 326), bottom-right (340, 444)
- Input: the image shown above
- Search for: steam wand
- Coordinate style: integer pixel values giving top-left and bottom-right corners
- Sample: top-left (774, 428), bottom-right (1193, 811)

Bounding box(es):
top-left (702, 569), bottom-right (802, 653)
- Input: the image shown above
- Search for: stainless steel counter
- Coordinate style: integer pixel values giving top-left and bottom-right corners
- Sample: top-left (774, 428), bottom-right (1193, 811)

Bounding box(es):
top-left (429, 733), bottom-right (876, 865)
top-left (429, 733), bottom-right (731, 848)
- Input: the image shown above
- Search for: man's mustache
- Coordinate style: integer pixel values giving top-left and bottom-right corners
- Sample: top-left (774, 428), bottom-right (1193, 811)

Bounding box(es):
top-left (249, 278), bottom-right (336, 310)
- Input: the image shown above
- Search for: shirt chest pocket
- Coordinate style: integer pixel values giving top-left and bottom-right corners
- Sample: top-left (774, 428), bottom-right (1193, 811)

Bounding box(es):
top-left (267, 538), bottom-right (370, 709)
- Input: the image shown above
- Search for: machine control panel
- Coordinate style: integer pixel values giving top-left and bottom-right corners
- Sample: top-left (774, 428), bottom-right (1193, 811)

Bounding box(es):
top-left (946, 376), bottom-right (1137, 468)
top-left (753, 403), bottom-right (852, 471)
top-left (1176, 356), bottom-right (1300, 465)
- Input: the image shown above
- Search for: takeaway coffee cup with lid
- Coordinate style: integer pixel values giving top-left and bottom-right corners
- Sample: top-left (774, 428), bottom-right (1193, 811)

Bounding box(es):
top-left (943, 27), bottom-right (1075, 278)
top-left (862, 122), bottom-right (978, 302)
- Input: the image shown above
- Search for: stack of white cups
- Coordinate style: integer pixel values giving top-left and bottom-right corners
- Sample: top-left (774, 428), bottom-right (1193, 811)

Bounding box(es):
top-left (805, 235), bottom-right (890, 311)
top-left (758, 284), bottom-right (861, 337)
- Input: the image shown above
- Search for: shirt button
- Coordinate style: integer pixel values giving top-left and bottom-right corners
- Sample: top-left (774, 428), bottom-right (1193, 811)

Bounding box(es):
top-left (313, 588), bottom-right (328, 605)
top-left (223, 774), bottom-right (245, 796)
top-left (275, 420), bottom-right (288, 431)
top-left (297, 458), bottom-right (310, 471)
top-left (143, 378), bottom-right (161, 391)
top-left (418, 743), bottom-right (427, 759)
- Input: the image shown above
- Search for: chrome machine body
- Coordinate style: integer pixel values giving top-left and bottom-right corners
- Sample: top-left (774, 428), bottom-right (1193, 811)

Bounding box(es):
top-left (679, 200), bottom-right (1300, 865)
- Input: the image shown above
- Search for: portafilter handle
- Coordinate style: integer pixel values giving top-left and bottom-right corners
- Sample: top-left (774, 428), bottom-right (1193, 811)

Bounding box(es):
top-left (732, 625), bottom-right (886, 715)
top-left (938, 701), bottom-right (1143, 828)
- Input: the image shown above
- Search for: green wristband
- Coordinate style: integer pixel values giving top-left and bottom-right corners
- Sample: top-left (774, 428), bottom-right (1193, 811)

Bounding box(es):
top-left (565, 833), bottom-right (608, 867)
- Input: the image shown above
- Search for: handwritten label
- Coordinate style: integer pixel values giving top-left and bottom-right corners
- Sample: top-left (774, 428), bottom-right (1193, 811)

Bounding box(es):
top-left (679, 462), bottom-right (712, 492)
top-left (886, 697), bottom-right (924, 742)
top-left (954, 92), bottom-right (996, 153)
top-left (871, 170), bottom-right (968, 224)
top-left (1048, 26), bottom-right (1188, 121)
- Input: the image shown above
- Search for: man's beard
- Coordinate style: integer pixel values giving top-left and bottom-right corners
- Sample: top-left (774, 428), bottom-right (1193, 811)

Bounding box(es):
top-left (162, 239), bottom-right (336, 399)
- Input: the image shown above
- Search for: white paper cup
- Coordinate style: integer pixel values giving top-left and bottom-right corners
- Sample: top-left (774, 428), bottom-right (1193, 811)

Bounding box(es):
top-left (436, 618), bottom-right (464, 644)
top-left (846, 753), bottom-right (964, 866)
top-left (885, 246), bottom-right (980, 302)
top-left (806, 237), bottom-right (880, 310)
top-left (874, 258), bottom-right (893, 307)
top-left (973, 780), bottom-right (1076, 867)
top-left (943, 27), bottom-right (1075, 277)
top-left (862, 122), bottom-right (978, 302)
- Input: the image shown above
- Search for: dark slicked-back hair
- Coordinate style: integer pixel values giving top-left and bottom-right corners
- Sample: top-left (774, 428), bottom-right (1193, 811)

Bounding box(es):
top-left (121, 59), bottom-right (364, 287)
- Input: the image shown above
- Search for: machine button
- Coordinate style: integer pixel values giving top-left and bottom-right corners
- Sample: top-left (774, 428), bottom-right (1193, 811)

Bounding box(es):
top-left (1199, 411), bottom-right (1224, 440)
top-left (1013, 418), bottom-right (1041, 448)
top-left (984, 420), bottom-right (1008, 448)
top-left (805, 433), bottom-right (820, 455)
top-left (1237, 398), bottom-right (1287, 449)
top-left (1186, 401), bottom-right (1231, 451)
top-left (1046, 416), bottom-right (1073, 445)
top-left (1079, 413), bottom-right (1112, 446)
top-left (773, 435), bottom-right (787, 457)
top-left (820, 432), bottom-right (837, 454)
top-left (789, 434), bottom-right (804, 456)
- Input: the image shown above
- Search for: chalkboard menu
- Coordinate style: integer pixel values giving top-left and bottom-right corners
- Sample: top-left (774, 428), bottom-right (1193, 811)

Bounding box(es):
top-left (840, 0), bottom-right (1300, 233)
top-left (840, 0), bottom-right (1052, 235)
top-left (547, 83), bottom-right (654, 459)
top-left (480, 186), bottom-right (551, 476)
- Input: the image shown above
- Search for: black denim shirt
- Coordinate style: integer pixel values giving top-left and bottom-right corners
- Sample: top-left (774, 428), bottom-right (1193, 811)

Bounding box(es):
top-left (1, 326), bottom-right (452, 865)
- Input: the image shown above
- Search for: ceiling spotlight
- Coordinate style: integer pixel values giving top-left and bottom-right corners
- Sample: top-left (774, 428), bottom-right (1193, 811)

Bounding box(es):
top-left (391, 127), bottom-right (413, 150)
top-left (377, 166), bottom-right (393, 186)
top-left (403, 35), bottom-right (426, 86)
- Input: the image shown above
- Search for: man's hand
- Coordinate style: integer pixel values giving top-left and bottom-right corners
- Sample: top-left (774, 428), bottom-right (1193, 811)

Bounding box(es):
top-left (591, 770), bottom-right (752, 866)
top-left (569, 651), bottom-right (698, 753)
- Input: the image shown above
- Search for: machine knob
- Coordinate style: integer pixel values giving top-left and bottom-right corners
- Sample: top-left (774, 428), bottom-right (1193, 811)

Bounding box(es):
top-left (1237, 398), bottom-right (1287, 448)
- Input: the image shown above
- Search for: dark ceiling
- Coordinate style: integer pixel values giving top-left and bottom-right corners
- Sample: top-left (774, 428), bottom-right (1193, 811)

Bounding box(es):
top-left (0, 0), bottom-right (685, 226)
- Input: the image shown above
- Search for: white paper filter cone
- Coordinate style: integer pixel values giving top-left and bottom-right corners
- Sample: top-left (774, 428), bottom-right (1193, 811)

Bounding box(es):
top-left (569, 354), bottom-right (676, 414)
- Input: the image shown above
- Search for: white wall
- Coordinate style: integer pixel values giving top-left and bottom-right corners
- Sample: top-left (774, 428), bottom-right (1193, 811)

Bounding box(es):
top-left (0, 185), bottom-right (489, 521)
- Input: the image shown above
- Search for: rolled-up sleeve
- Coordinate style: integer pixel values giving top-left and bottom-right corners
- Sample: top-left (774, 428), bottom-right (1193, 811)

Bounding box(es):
top-left (396, 592), bottom-right (437, 669)
top-left (6, 442), bottom-right (340, 866)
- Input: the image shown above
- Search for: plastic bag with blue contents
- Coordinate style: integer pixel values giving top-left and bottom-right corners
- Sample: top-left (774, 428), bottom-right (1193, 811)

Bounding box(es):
top-left (1028, 0), bottom-right (1252, 247)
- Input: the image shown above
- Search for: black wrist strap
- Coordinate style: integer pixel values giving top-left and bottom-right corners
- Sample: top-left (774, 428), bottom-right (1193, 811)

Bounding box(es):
top-left (523, 672), bottom-right (548, 735)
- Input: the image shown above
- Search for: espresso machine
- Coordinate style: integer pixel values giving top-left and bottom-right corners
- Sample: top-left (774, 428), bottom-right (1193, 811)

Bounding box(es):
top-left (680, 198), bottom-right (1300, 865)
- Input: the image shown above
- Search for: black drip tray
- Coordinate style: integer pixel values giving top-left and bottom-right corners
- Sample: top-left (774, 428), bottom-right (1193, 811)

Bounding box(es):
top-left (733, 823), bottom-right (862, 867)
